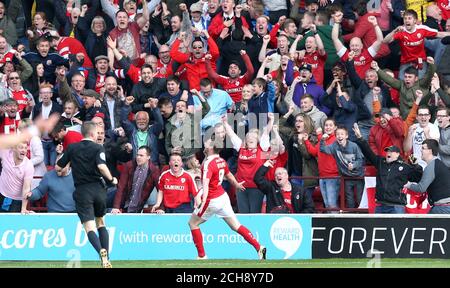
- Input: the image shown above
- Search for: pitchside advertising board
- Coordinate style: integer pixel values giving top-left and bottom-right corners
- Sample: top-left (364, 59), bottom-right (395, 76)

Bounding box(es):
top-left (0, 214), bottom-right (312, 261)
top-left (2, 215), bottom-right (450, 260)
top-left (312, 216), bottom-right (450, 258)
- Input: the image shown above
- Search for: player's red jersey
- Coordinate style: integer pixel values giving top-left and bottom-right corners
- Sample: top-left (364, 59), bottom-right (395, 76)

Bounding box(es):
top-left (338, 47), bottom-right (375, 79)
top-left (301, 50), bottom-right (327, 87)
top-left (158, 169), bottom-right (198, 208)
top-left (393, 25), bottom-right (438, 65)
top-left (202, 155), bottom-right (229, 200)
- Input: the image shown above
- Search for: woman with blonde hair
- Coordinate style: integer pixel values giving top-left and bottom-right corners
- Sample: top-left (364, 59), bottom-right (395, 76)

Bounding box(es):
top-left (222, 114), bottom-right (273, 213)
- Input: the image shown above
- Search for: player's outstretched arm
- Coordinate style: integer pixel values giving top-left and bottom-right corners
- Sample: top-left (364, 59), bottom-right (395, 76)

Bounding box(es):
top-left (225, 172), bottom-right (246, 191)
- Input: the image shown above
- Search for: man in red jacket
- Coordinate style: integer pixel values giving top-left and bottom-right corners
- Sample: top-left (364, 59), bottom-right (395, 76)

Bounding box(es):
top-left (170, 30), bottom-right (219, 90)
top-left (111, 146), bottom-right (160, 213)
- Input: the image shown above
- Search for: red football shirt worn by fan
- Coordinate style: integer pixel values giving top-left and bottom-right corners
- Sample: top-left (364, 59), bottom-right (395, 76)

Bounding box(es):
top-left (301, 50), bottom-right (327, 87)
top-left (57, 37), bottom-right (93, 68)
top-left (338, 47), bottom-right (376, 79)
top-left (393, 25), bottom-right (438, 65)
top-left (158, 169), bottom-right (198, 208)
top-left (202, 155), bottom-right (229, 200)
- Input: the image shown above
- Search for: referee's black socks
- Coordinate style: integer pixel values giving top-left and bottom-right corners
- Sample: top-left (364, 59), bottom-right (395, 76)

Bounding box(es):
top-left (98, 227), bottom-right (109, 253)
top-left (87, 231), bottom-right (102, 253)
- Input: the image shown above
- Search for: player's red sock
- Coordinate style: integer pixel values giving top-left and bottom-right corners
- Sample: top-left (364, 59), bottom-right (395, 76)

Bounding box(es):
top-left (237, 225), bottom-right (260, 251)
top-left (191, 228), bottom-right (206, 257)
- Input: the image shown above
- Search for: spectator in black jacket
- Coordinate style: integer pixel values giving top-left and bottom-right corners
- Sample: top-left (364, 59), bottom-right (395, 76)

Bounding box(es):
top-left (254, 160), bottom-right (315, 213)
top-left (353, 123), bottom-right (422, 213)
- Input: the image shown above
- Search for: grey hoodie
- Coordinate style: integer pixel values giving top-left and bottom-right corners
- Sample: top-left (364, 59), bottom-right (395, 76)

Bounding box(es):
top-left (306, 106), bottom-right (327, 130)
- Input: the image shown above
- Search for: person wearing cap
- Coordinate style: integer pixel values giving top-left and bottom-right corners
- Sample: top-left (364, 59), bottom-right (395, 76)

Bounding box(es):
top-left (86, 55), bottom-right (113, 94)
top-left (354, 123), bottom-right (423, 213)
top-left (190, 1), bottom-right (207, 32)
top-left (290, 63), bottom-right (328, 115)
top-left (79, 89), bottom-right (111, 131)
top-left (368, 107), bottom-right (405, 157)
top-left (404, 139), bottom-right (450, 214)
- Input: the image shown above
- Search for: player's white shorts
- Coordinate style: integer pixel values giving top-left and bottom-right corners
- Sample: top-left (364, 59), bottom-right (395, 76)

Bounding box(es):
top-left (194, 192), bottom-right (235, 220)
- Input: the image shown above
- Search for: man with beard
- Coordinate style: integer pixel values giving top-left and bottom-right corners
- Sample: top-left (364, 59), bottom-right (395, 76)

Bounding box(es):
top-left (100, 76), bottom-right (123, 131)
top-left (155, 45), bottom-right (174, 78)
top-left (152, 152), bottom-right (197, 213)
top-left (205, 50), bottom-right (254, 103)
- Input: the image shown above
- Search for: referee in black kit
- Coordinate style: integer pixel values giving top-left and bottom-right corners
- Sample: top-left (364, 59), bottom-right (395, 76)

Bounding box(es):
top-left (56, 121), bottom-right (117, 268)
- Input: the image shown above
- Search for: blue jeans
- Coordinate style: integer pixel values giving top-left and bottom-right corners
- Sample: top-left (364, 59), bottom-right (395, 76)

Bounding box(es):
top-left (344, 179), bottom-right (364, 208)
top-left (166, 203), bottom-right (192, 213)
top-left (375, 205), bottom-right (405, 214)
top-left (319, 178), bottom-right (340, 208)
top-left (236, 187), bottom-right (264, 213)
top-left (42, 140), bottom-right (56, 166)
top-left (429, 205), bottom-right (450, 214)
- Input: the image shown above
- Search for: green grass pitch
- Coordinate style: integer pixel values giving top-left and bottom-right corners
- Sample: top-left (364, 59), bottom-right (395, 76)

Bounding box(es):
top-left (0, 259), bottom-right (449, 268)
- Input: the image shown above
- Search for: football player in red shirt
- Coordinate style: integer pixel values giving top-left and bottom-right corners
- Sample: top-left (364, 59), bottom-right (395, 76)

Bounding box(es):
top-left (188, 138), bottom-right (266, 260)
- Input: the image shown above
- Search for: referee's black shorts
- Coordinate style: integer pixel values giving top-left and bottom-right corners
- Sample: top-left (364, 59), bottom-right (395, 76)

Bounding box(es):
top-left (73, 182), bottom-right (107, 223)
